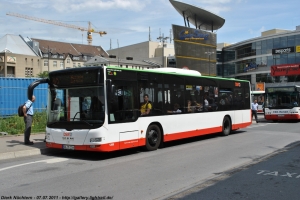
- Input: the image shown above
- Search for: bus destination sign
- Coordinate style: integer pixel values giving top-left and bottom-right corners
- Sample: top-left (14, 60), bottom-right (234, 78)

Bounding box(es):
top-left (50, 69), bottom-right (99, 86)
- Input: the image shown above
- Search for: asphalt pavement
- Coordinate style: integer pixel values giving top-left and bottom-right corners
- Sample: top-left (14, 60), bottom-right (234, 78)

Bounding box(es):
top-left (0, 114), bottom-right (268, 161)
top-left (169, 141), bottom-right (300, 200)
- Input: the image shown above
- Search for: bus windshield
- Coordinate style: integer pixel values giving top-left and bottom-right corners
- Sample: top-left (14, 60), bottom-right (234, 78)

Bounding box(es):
top-left (47, 86), bottom-right (105, 129)
top-left (265, 91), bottom-right (299, 108)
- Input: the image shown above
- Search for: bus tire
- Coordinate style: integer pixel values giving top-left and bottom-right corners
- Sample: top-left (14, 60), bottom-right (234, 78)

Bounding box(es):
top-left (221, 116), bottom-right (231, 136)
top-left (145, 124), bottom-right (161, 151)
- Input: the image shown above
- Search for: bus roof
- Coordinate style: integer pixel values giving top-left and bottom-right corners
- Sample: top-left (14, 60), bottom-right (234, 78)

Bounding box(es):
top-left (147, 67), bottom-right (201, 76)
top-left (106, 65), bottom-right (249, 82)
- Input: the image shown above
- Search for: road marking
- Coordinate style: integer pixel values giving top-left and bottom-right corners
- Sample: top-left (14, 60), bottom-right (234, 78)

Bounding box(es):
top-left (0, 158), bottom-right (68, 172)
top-left (257, 170), bottom-right (299, 178)
top-left (246, 123), bottom-right (276, 128)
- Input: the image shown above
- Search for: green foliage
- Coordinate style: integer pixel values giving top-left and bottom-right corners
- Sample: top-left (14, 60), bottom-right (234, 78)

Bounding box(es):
top-left (0, 111), bottom-right (47, 135)
top-left (36, 71), bottom-right (49, 78)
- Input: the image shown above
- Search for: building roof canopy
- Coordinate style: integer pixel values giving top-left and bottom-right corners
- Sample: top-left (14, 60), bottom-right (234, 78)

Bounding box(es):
top-left (169, 0), bottom-right (225, 31)
top-left (32, 38), bottom-right (108, 57)
top-left (0, 34), bottom-right (37, 56)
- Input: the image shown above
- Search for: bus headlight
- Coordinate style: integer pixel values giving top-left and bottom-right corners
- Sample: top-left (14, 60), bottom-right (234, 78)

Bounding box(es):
top-left (90, 138), bottom-right (102, 142)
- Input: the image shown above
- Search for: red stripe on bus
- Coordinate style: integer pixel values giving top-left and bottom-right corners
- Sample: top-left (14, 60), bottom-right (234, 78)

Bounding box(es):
top-left (46, 121), bottom-right (251, 152)
top-left (232, 121), bottom-right (252, 130)
top-left (264, 114), bottom-right (300, 120)
top-left (164, 127), bottom-right (222, 142)
top-left (46, 142), bottom-right (120, 152)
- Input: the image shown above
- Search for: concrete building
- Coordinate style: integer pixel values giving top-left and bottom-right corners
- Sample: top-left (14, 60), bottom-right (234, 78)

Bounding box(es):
top-left (29, 38), bottom-right (108, 72)
top-left (0, 34), bottom-right (108, 78)
top-left (0, 34), bottom-right (40, 77)
top-left (85, 55), bottom-right (160, 69)
top-left (107, 41), bottom-right (174, 67)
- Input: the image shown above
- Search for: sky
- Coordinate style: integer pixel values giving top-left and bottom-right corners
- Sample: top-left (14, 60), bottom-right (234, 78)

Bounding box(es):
top-left (1, 0), bottom-right (299, 52)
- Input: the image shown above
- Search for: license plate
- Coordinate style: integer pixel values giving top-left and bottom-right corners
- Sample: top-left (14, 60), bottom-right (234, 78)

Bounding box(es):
top-left (278, 115), bottom-right (285, 117)
top-left (63, 145), bottom-right (74, 150)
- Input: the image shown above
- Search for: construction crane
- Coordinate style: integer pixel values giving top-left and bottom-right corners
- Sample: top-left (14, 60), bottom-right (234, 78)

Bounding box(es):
top-left (6, 12), bottom-right (107, 45)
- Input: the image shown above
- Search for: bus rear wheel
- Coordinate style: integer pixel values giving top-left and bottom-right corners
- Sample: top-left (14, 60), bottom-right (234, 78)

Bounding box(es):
top-left (221, 116), bottom-right (231, 136)
top-left (145, 124), bottom-right (161, 151)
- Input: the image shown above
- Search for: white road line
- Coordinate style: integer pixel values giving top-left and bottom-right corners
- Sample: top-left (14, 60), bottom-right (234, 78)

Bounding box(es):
top-left (246, 123), bottom-right (276, 128)
top-left (0, 158), bottom-right (68, 172)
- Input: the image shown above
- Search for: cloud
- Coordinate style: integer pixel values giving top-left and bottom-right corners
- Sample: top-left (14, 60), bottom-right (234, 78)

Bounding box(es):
top-left (203, 5), bottom-right (231, 14)
top-left (188, 0), bottom-right (236, 15)
top-left (259, 26), bottom-right (266, 33)
top-left (194, 0), bottom-right (232, 4)
top-left (52, 0), bottom-right (152, 13)
top-left (2, 0), bottom-right (48, 8)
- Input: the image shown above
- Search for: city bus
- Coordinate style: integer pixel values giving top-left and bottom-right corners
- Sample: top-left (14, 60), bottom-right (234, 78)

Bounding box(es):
top-left (28, 66), bottom-right (252, 152)
top-left (264, 85), bottom-right (300, 121)
top-left (251, 90), bottom-right (265, 113)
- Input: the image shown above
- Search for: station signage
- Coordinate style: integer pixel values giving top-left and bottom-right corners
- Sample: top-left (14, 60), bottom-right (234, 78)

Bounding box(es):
top-left (272, 47), bottom-right (294, 54)
top-left (271, 64), bottom-right (300, 76)
top-left (256, 82), bottom-right (265, 91)
top-left (178, 30), bottom-right (209, 41)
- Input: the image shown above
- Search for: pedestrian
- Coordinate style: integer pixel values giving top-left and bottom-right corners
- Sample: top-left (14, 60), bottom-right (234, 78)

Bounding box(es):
top-left (23, 95), bottom-right (36, 145)
top-left (140, 94), bottom-right (152, 116)
top-left (251, 99), bottom-right (258, 123)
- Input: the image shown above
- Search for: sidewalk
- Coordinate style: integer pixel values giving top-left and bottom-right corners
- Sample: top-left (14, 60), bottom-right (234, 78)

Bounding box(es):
top-left (0, 114), bottom-right (269, 161)
top-left (0, 133), bottom-right (57, 161)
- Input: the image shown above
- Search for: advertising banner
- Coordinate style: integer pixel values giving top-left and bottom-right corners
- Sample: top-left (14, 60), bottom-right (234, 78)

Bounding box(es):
top-left (272, 47), bottom-right (295, 54)
top-left (256, 82), bottom-right (265, 91)
top-left (271, 64), bottom-right (300, 76)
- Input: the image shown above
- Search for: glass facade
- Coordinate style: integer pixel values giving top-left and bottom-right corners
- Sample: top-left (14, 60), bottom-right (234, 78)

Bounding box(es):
top-left (220, 30), bottom-right (300, 87)
top-left (173, 24), bottom-right (217, 76)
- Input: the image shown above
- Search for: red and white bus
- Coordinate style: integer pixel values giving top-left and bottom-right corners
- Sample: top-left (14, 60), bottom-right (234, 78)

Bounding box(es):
top-left (28, 66), bottom-right (252, 152)
top-left (264, 85), bottom-right (300, 121)
top-left (251, 90), bottom-right (265, 113)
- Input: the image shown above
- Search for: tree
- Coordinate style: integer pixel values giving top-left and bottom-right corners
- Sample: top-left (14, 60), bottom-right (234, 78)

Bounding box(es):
top-left (36, 71), bottom-right (49, 78)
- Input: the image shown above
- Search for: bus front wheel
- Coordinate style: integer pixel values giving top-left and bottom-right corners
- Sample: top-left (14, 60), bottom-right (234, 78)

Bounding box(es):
top-left (221, 116), bottom-right (231, 136)
top-left (145, 124), bottom-right (161, 151)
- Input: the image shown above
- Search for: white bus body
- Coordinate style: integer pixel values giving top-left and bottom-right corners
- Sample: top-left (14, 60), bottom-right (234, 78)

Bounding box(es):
top-left (40, 66), bottom-right (252, 152)
top-left (264, 86), bottom-right (300, 121)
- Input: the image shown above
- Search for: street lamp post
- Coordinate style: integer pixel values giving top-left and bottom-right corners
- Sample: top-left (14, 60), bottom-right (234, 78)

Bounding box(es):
top-left (157, 34), bottom-right (169, 67)
top-left (205, 51), bottom-right (214, 76)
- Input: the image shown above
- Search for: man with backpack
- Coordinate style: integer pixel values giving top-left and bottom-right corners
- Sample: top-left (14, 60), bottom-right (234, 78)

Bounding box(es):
top-left (23, 95), bottom-right (36, 145)
top-left (140, 94), bottom-right (152, 116)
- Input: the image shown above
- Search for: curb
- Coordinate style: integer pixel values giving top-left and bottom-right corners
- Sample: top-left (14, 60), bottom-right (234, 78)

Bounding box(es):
top-left (0, 132), bottom-right (45, 138)
top-left (0, 148), bottom-right (64, 161)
